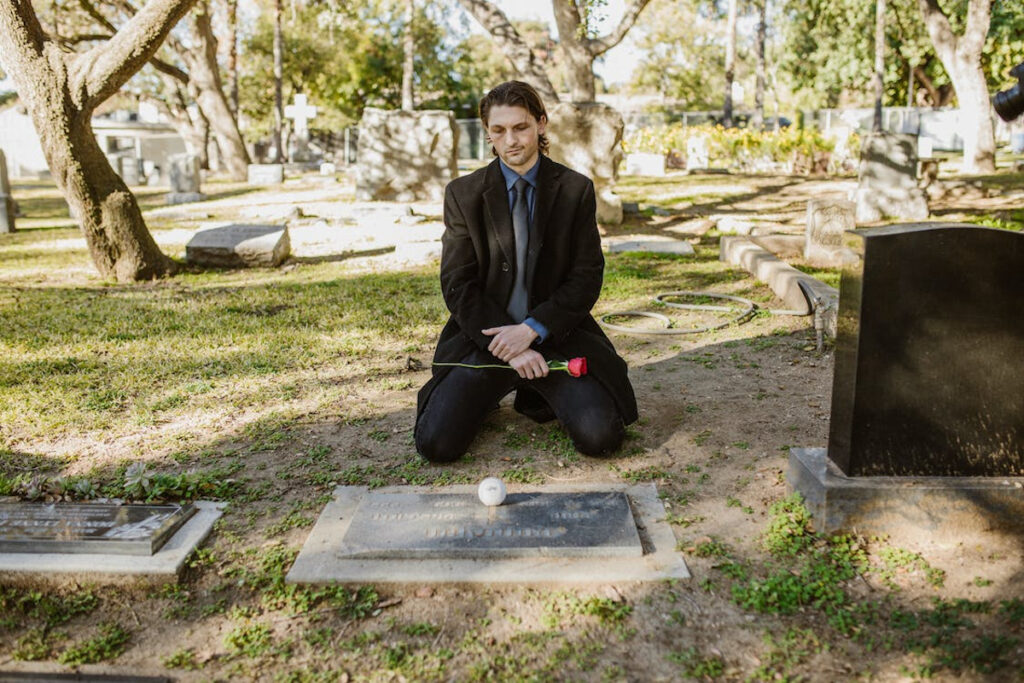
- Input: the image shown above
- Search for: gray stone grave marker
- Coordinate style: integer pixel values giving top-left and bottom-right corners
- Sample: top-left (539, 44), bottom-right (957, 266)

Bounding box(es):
top-left (686, 136), bottom-right (709, 171)
top-left (356, 108), bottom-right (457, 202)
top-left (0, 503), bottom-right (194, 555)
top-left (339, 491), bottom-right (642, 559)
top-left (186, 223), bottom-right (290, 267)
top-left (804, 198), bottom-right (859, 267)
top-left (120, 157), bottom-right (141, 186)
top-left (285, 94), bottom-right (318, 163)
top-left (167, 153), bottom-right (205, 204)
top-left (789, 224), bottom-right (1024, 538)
top-left (289, 484), bottom-right (690, 584)
top-left (0, 149), bottom-right (15, 233)
top-left (248, 163), bottom-right (285, 186)
top-left (854, 133), bottom-right (928, 222)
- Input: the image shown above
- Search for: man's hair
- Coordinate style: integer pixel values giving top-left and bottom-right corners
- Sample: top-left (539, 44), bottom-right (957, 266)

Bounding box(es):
top-left (479, 80), bottom-right (549, 156)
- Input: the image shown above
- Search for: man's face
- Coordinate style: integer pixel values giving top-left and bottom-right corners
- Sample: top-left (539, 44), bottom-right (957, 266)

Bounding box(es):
top-left (485, 104), bottom-right (546, 175)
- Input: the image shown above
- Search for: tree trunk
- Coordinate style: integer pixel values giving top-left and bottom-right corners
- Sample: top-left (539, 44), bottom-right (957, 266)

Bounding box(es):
top-left (723, 0), bottom-right (737, 127)
top-left (752, 0), bottom-right (767, 129)
top-left (184, 4), bottom-right (249, 179)
top-left (401, 0), bottom-right (414, 111)
top-left (272, 0), bottom-right (284, 162)
top-left (551, 0), bottom-right (596, 101)
top-left (916, 0), bottom-right (995, 173)
top-left (873, 0), bottom-right (884, 132)
top-left (456, 0), bottom-right (558, 102)
top-left (0, 0), bottom-right (194, 281)
top-left (225, 0), bottom-right (238, 115)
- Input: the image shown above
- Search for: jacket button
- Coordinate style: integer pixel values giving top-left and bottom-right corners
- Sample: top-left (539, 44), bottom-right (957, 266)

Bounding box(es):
top-left (501, 262), bottom-right (510, 271)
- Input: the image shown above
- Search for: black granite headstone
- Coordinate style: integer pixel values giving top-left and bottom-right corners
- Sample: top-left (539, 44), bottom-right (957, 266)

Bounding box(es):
top-left (0, 503), bottom-right (196, 555)
top-left (828, 224), bottom-right (1024, 476)
top-left (337, 491), bottom-right (643, 559)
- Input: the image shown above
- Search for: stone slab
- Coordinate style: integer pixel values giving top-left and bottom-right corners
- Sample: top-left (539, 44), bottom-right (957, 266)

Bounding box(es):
top-left (186, 223), bottom-right (290, 268)
top-left (606, 235), bottom-right (695, 256)
top-left (339, 491), bottom-right (641, 559)
top-left (719, 236), bottom-right (838, 336)
top-left (288, 484), bottom-right (690, 585)
top-left (624, 153), bottom-right (666, 177)
top-left (248, 163), bottom-right (285, 186)
top-left (166, 192), bottom-right (206, 205)
top-left (0, 502), bottom-right (223, 580)
top-left (788, 448), bottom-right (1024, 540)
top-left (0, 502), bottom-right (195, 555)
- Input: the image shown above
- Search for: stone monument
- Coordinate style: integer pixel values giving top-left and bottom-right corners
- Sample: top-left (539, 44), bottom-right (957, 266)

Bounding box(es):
top-left (804, 199), bottom-right (859, 267)
top-left (167, 153), bottom-right (205, 204)
top-left (186, 223), bottom-right (290, 268)
top-left (789, 224), bottom-right (1024, 536)
top-left (285, 93), bottom-right (318, 163)
top-left (356, 108), bottom-right (458, 202)
top-left (0, 149), bottom-right (15, 233)
top-left (288, 483), bottom-right (689, 584)
top-left (546, 101), bottom-right (624, 225)
top-left (248, 163), bottom-right (285, 186)
top-left (854, 133), bottom-right (929, 223)
top-left (686, 136), bottom-right (710, 171)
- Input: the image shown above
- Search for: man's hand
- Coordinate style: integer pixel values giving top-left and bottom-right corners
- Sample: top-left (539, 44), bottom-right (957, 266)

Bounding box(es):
top-left (508, 349), bottom-right (549, 379)
top-left (482, 323), bottom-right (538, 362)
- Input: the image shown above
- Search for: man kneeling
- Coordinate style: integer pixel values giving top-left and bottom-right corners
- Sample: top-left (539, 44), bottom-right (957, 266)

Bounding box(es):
top-left (414, 81), bottom-right (637, 463)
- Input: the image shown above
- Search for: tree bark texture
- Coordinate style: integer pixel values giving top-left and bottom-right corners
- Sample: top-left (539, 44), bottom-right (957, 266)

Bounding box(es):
top-left (550, 0), bottom-right (651, 102)
top-left (723, 0), bottom-right (737, 127)
top-left (456, 0), bottom-right (558, 102)
top-left (225, 0), bottom-right (238, 115)
top-left (401, 0), bottom-right (414, 111)
top-left (272, 0), bottom-right (284, 162)
top-left (0, 0), bottom-right (194, 281)
top-left (874, 0), bottom-right (884, 132)
top-left (916, 0), bottom-right (995, 173)
top-left (179, 3), bottom-right (249, 179)
top-left (752, 0), bottom-right (767, 130)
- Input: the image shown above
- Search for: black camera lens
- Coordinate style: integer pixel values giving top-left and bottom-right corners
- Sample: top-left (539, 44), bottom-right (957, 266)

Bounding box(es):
top-left (994, 84), bottom-right (1024, 122)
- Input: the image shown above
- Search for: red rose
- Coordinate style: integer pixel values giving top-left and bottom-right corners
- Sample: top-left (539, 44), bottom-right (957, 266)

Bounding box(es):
top-left (567, 357), bottom-right (587, 377)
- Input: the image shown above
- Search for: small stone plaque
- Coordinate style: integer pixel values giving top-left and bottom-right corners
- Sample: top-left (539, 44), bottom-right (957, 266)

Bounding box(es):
top-left (338, 491), bottom-right (642, 559)
top-left (0, 503), bottom-right (196, 556)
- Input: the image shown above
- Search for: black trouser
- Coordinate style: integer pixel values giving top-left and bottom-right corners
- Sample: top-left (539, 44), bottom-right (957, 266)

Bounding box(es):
top-left (415, 348), bottom-right (625, 463)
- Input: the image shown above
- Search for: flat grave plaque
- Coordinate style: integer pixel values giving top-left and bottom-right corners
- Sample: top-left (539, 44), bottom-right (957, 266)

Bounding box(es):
top-left (0, 503), bottom-right (196, 556)
top-left (338, 491), bottom-right (643, 559)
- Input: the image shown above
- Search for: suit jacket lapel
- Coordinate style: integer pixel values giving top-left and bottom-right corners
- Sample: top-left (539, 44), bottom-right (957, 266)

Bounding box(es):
top-left (482, 160), bottom-right (515, 266)
top-left (528, 155), bottom-right (561, 288)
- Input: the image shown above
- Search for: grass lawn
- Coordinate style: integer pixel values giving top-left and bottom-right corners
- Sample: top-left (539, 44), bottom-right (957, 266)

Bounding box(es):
top-left (0, 171), bottom-right (1021, 680)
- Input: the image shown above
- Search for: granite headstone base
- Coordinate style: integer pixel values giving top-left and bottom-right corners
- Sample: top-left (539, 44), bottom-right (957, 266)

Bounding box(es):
top-left (248, 164), bottom-right (285, 186)
top-left (166, 192), bottom-right (206, 205)
top-left (788, 448), bottom-right (1024, 541)
top-left (288, 483), bottom-right (689, 585)
top-left (855, 133), bottom-right (929, 223)
top-left (186, 223), bottom-right (290, 268)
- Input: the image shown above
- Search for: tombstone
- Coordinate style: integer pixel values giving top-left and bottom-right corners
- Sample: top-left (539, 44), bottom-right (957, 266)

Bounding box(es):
top-left (854, 133), bottom-right (929, 223)
top-left (186, 223), bottom-right (290, 268)
top-left (804, 199), bottom-right (859, 267)
top-left (789, 224), bottom-right (1024, 536)
top-left (248, 163), bottom-right (285, 186)
top-left (686, 136), bottom-right (710, 171)
top-left (287, 484), bottom-right (689, 584)
top-left (285, 94), bottom-right (318, 163)
top-left (0, 149), bottom-right (15, 234)
top-left (120, 157), bottom-right (141, 186)
top-left (356, 108), bottom-right (457, 202)
top-left (319, 162), bottom-right (337, 176)
top-left (607, 235), bottom-right (695, 256)
top-left (0, 502), bottom-right (194, 555)
top-left (624, 152), bottom-right (666, 177)
top-left (166, 153), bottom-right (205, 204)
top-left (546, 102), bottom-right (624, 225)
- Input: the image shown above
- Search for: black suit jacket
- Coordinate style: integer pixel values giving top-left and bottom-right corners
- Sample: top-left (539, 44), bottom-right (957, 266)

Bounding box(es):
top-left (417, 155), bottom-right (638, 424)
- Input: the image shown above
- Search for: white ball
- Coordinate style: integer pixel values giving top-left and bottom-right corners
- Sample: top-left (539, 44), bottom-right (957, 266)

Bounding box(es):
top-left (477, 477), bottom-right (507, 506)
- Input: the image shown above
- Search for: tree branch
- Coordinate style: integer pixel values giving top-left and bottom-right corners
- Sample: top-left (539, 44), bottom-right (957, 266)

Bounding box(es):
top-left (70, 0), bottom-right (197, 106)
top-left (586, 0), bottom-right (651, 56)
top-left (916, 0), bottom-right (957, 65)
top-left (456, 0), bottom-right (559, 102)
top-left (961, 0), bottom-right (992, 57)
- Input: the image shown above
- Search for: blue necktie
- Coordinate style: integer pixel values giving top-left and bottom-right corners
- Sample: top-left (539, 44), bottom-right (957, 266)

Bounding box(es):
top-left (507, 177), bottom-right (530, 322)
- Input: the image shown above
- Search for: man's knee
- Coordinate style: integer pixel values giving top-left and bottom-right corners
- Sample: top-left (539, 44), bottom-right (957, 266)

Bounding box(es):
top-left (569, 414), bottom-right (625, 457)
top-left (415, 420), bottom-right (468, 464)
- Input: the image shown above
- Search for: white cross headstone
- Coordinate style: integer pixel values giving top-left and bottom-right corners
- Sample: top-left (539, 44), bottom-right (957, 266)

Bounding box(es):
top-left (284, 94), bottom-right (317, 136)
